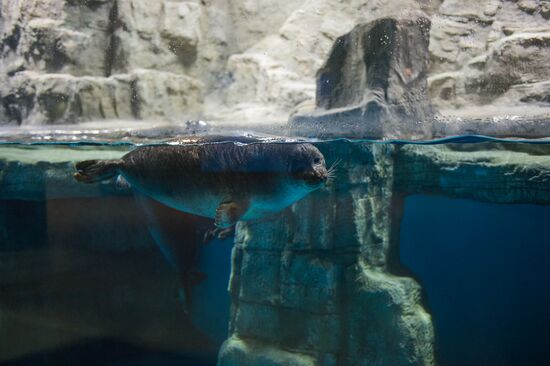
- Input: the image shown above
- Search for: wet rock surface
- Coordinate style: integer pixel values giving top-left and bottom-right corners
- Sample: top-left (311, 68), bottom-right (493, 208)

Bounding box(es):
top-left (394, 143), bottom-right (550, 204)
top-left (290, 15), bottom-right (433, 139)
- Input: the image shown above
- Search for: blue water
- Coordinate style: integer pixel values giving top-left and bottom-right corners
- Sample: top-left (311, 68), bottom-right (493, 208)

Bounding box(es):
top-left (2, 136), bottom-right (550, 365)
top-left (400, 195), bottom-right (550, 366)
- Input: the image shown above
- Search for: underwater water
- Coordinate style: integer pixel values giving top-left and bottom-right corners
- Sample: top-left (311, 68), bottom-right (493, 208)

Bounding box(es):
top-left (400, 196), bottom-right (550, 366)
top-left (1, 137), bottom-right (550, 366)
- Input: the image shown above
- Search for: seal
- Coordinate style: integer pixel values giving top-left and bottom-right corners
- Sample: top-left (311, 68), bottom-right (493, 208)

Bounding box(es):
top-left (74, 141), bottom-right (329, 234)
top-left (73, 140), bottom-right (330, 311)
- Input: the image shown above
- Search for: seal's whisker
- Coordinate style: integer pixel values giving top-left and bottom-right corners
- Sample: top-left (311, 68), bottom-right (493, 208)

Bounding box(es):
top-left (329, 158), bottom-right (342, 172)
top-left (327, 158), bottom-right (342, 177)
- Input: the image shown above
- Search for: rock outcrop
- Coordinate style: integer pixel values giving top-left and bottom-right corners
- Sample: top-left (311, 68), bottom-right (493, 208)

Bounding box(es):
top-left (1, 0), bottom-right (548, 130)
top-left (0, 0), bottom-right (301, 125)
top-left (289, 15), bottom-right (433, 139)
top-left (218, 142), bottom-right (435, 366)
top-left (429, 0), bottom-right (550, 110)
top-left (0, 0), bottom-right (206, 125)
top-left (212, 0), bottom-right (438, 125)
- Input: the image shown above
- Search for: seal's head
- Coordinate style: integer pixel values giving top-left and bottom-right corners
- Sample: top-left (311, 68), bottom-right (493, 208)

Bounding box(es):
top-left (287, 144), bottom-right (328, 189)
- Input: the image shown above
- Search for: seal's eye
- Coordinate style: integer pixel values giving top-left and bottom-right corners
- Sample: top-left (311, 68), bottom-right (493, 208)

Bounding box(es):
top-left (313, 157), bottom-right (321, 164)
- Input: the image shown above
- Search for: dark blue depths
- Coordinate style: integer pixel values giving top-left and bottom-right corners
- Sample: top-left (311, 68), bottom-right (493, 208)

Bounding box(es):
top-left (400, 195), bottom-right (550, 366)
top-left (0, 197), bottom-right (223, 366)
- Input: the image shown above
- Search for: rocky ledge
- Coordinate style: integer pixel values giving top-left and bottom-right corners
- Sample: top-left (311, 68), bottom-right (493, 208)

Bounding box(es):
top-left (1, 1), bottom-right (548, 135)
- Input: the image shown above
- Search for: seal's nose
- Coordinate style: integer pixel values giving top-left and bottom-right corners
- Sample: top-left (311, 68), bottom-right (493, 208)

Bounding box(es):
top-left (318, 170), bottom-right (329, 183)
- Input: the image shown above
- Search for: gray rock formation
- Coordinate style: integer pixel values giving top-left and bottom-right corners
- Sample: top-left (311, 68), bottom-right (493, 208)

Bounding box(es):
top-left (289, 15), bottom-right (433, 139)
top-left (0, 0), bottom-right (304, 126)
top-left (214, 0), bottom-right (439, 126)
top-left (394, 143), bottom-right (550, 204)
top-left (1, 0), bottom-right (547, 132)
top-left (219, 142), bottom-right (435, 366)
top-left (429, 0), bottom-right (550, 111)
top-left (0, 0), bottom-right (205, 125)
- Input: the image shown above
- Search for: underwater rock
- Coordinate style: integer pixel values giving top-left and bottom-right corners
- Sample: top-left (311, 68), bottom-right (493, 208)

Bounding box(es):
top-left (217, 140), bottom-right (550, 366)
top-left (394, 144), bottom-right (550, 204)
top-left (218, 337), bottom-right (316, 366)
top-left (289, 15), bottom-right (433, 139)
top-left (218, 143), bottom-right (435, 366)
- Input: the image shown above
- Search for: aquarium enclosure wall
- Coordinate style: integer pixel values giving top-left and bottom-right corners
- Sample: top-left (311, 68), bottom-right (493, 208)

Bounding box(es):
top-left (0, 1), bottom-right (549, 365)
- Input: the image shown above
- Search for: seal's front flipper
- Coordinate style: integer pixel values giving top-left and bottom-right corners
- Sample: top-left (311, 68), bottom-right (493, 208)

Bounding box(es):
top-left (203, 227), bottom-right (235, 243)
top-left (215, 227), bottom-right (234, 240)
top-left (214, 198), bottom-right (249, 229)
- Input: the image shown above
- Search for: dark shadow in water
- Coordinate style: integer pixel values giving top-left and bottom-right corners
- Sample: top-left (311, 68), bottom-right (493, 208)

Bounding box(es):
top-left (399, 195), bottom-right (550, 366)
top-left (0, 197), bottom-right (220, 366)
top-left (2, 339), bottom-right (215, 366)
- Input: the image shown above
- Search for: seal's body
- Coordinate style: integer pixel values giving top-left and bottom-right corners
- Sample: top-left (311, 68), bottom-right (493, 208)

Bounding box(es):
top-left (74, 140), bottom-right (328, 311)
top-left (75, 142), bottom-right (328, 228)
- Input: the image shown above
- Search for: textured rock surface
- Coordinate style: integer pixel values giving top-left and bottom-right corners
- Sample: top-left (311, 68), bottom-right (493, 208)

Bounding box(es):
top-left (0, 0), bottom-right (207, 125)
top-left (290, 15), bottom-right (433, 139)
top-left (429, 0), bottom-right (550, 110)
top-left (394, 143), bottom-right (550, 204)
top-left (1, 0), bottom-right (548, 129)
top-left (213, 0), bottom-right (437, 125)
top-left (218, 142), bottom-right (436, 366)
top-left (2, 69), bottom-right (203, 124)
top-left (0, 0), bottom-right (303, 125)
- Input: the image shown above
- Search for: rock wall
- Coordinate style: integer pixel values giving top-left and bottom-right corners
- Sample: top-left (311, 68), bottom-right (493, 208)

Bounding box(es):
top-left (290, 15), bottom-right (433, 139)
top-left (211, 0), bottom-right (438, 125)
top-left (1, 0), bottom-right (547, 127)
top-left (218, 142), bottom-right (435, 366)
top-left (428, 0), bottom-right (550, 110)
top-left (0, 0), bottom-right (302, 125)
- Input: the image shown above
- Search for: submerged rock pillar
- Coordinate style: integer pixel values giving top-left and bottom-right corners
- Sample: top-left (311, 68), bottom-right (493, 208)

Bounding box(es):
top-left (218, 142), bottom-right (435, 366)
